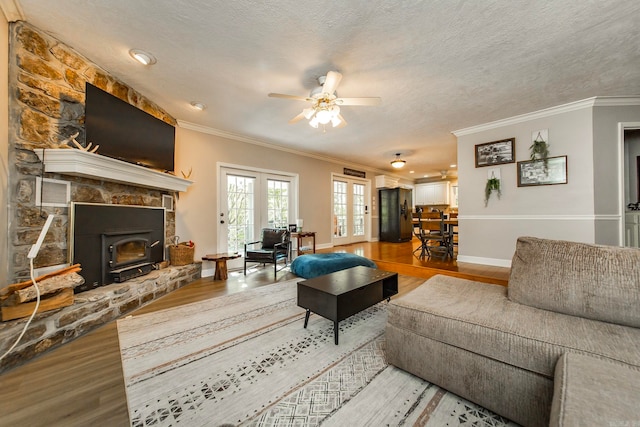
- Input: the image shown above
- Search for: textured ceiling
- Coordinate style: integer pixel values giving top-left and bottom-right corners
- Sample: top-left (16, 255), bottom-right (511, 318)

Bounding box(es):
top-left (14, 0), bottom-right (640, 179)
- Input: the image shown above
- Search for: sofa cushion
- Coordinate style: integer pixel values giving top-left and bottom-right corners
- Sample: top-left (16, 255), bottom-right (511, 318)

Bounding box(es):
top-left (290, 253), bottom-right (376, 279)
top-left (508, 236), bottom-right (640, 328)
top-left (387, 275), bottom-right (640, 379)
top-left (550, 352), bottom-right (640, 426)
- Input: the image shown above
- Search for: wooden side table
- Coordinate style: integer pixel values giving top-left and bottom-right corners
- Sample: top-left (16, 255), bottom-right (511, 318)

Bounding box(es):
top-left (291, 231), bottom-right (316, 255)
top-left (202, 253), bottom-right (241, 280)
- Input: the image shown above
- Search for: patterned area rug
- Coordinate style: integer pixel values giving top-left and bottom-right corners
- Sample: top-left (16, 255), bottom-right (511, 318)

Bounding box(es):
top-left (117, 279), bottom-right (519, 426)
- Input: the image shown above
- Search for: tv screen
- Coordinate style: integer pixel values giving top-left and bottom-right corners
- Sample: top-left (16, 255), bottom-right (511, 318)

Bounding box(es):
top-left (85, 83), bottom-right (175, 172)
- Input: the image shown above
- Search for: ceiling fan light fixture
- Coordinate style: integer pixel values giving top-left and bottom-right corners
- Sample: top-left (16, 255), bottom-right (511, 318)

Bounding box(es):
top-left (308, 116), bottom-right (319, 128)
top-left (330, 115), bottom-right (342, 127)
top-left (315, 108), bottom-right (332, 124)
top-left (129, 49), bottom-right (156, 65)
top-left (391, 153), bottom-right (406, 169)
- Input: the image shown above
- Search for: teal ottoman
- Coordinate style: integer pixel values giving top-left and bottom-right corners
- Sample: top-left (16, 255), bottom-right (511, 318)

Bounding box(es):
top-left (290, 253), bottom-right (376, 279)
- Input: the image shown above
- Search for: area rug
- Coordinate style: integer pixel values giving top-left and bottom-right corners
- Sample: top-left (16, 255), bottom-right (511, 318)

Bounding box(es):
top-left (117, 279), bottom-right (519, 426)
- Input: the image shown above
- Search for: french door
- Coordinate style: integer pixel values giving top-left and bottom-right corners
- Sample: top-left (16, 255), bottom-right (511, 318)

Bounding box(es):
top-left (332, 175), bottom-right (370, 245)
top-left (219, 167), bottom-right (296, 267)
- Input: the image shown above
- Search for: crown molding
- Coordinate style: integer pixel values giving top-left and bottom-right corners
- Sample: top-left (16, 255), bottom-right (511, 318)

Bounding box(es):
top-left (0, 0), bottom-right (24, 22)
top-left (177, 120), bottom-right (401, 179)
top-left (452, 96), bottom-right (640, 137)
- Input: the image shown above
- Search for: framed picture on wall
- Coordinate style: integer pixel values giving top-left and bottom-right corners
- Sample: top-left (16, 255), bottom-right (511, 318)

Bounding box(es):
top-left (517, 155), bottom-right (568, 187)
top-left (475, 138), bottom-right (516, 167)
top-left (288, 224), bottom-right (297, 232)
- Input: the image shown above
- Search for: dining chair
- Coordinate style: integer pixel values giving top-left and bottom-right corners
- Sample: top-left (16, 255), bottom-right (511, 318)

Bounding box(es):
top-left (448, 212), bottom-right (458, 253)
top-left (412, 207), bottom-right (427, 257)
top-left (419, 211), bottom-right (451, 259)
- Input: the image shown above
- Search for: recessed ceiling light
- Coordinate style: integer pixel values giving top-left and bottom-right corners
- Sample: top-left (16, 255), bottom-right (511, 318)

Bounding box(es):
top-left (129, 49), bottom-right (156, 65)
top-left (190, 101), bottom-right (206, 111)
top-left (450, 164), bottom-right (457, 168)
top-left (409, 170), bottom-right (414, 174)
top-left (423, 174), bottom-right (429, 178)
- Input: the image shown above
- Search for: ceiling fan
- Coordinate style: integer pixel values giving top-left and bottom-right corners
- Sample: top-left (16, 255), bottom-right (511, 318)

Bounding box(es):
top-left (268, 71), bottom-right (381, 129)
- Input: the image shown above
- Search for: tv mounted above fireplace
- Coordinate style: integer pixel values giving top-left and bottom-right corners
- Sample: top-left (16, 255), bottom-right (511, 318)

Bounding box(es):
top-left (85, 83), bottom-right (175, 172)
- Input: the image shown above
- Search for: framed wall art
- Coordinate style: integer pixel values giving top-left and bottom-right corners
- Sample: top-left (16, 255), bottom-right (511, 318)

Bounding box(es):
top-left (517, 155), bottom-right (568, 187)
top-left (475, 138), bottom-right (515, 167)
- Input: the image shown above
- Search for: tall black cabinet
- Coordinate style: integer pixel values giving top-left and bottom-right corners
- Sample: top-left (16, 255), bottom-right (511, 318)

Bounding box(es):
top-left (379, 187), bottom-right (413, 242)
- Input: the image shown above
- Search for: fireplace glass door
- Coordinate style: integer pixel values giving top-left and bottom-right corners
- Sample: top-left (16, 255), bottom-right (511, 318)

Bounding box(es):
top-left (112, 238), bottom-right (149, 267)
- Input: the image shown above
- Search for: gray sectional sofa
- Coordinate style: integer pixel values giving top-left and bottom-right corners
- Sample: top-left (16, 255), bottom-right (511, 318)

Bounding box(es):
top-left (385, 236), bottom-right (640, 426)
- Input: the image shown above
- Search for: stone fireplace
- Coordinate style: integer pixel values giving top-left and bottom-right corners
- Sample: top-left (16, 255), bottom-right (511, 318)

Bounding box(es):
top-left (0, 22), bottom-right (198, 373)
top-left (6, 21), bottom-right (182, 283)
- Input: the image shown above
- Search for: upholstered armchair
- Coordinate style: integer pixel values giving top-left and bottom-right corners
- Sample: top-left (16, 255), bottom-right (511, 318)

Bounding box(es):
top-left (244, 228), bottom-right (290, 276)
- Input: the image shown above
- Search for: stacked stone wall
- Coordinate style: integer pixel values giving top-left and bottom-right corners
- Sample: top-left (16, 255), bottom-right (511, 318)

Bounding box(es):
top-left (8, 21), bottom-right (178, 282)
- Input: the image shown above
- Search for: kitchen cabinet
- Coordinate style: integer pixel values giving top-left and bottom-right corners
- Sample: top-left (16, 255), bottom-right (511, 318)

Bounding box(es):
top-left (414, 182), bottom-right (450, 205)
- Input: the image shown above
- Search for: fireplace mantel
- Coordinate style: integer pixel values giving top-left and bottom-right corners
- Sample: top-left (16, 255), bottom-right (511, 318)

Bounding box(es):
top-left (34, 149), bottom-right (193, 192)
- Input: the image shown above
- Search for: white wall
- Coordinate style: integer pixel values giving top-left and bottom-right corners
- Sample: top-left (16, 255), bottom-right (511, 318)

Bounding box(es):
top-left (454, 98), bottom-right (640, 266)
top-left (1, 17), bottom-right (9, 285)
top-left (174, 125), bottom-right (406, 274)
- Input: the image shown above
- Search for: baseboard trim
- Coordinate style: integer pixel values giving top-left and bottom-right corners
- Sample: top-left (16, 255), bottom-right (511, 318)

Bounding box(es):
top-left (456, 255), bottom-right (512, 268)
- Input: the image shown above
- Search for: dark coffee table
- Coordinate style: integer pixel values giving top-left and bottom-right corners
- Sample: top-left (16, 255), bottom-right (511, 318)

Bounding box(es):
top-left (297, 266), bottom-right (398, 344)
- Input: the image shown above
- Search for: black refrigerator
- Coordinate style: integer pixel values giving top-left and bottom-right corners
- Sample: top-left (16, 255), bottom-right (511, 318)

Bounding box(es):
top-left (379, 187), bottom-right (413, 242)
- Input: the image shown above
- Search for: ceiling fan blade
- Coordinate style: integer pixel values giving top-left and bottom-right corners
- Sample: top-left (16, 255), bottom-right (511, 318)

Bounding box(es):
top-left (335, 97), bottom-right (381, 106)
top-left (336, 114), bottom-right (347, 128)
top-left (288, 111), bottom-right (306, 124)
top-left (322, 71), bottom-right (343, 95)
top-left (268, 93), bottom-right (312, 102)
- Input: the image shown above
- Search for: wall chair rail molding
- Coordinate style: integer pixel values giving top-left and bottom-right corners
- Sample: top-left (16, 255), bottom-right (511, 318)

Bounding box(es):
top-left (34, 149), bottom-right (193, 192)
top-left (458, 214), bottom-right (613, 221)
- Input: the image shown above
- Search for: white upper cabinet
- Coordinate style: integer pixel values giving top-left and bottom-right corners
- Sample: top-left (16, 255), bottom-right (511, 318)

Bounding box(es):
top-left (415, 182), bottom-right (450, 205)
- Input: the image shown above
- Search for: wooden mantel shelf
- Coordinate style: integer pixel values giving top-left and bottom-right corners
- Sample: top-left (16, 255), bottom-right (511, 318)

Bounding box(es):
top-left (34, 149), bottom-right (193, 192)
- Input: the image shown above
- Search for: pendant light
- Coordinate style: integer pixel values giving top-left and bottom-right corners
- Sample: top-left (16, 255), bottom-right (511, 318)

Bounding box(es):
top-left (391, 153), bottom-right (406, 169)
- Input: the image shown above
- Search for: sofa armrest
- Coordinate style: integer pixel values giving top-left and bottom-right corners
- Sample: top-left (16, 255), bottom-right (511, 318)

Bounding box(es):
top-left (550, 352), bottom-right (640, 427)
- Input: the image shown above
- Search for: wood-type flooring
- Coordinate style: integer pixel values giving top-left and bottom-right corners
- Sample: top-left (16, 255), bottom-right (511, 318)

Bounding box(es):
top-left (0, 239), bottom-right (509, 426)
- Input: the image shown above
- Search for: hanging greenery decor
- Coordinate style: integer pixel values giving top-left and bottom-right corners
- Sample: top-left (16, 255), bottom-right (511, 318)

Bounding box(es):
top-left (530, 131), bottom-right (550, 172)
top-left (484, 177), bottom-right (501, 207)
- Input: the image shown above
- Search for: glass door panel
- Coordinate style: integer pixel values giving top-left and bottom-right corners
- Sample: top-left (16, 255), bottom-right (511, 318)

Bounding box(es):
top-left (266, 178), bottom-right (290, 228)
top-left (353, 183), bottom-right (365, 237)
top-left (332, 176), bottom-right (369, 245)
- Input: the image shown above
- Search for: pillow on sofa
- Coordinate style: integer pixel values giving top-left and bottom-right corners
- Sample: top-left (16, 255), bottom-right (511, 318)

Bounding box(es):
top-left (508, 236), bottom-right (640, 328)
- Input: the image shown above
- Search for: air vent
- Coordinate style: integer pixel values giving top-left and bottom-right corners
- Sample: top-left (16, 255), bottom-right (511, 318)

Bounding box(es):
top-left (36, 177), bottom-right (70, 207)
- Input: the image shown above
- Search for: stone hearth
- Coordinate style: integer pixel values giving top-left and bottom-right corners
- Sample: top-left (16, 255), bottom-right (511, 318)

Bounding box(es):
top-left (0, 263), bottom-right (201, 373)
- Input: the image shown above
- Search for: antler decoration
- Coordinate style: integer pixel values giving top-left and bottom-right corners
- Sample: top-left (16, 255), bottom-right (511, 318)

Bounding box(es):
top-left (181, 167), bottom-right (193, 179)
top-left (58, 132), bottom-right (99, 153)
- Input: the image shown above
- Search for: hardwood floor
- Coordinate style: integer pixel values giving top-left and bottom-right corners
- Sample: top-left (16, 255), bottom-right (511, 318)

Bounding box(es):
top-left (320, 238), bottom-right (510, 285)
top-left (0, 240), bottom-right (509, 427)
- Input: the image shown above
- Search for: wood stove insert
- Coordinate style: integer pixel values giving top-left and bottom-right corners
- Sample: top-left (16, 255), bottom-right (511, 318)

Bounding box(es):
top-left (70, 203), bottom-right (166, 292)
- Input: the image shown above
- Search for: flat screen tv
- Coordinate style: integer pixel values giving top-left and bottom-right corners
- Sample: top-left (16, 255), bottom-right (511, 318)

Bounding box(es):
top-left (85, 83), bottom-right (175, 172)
